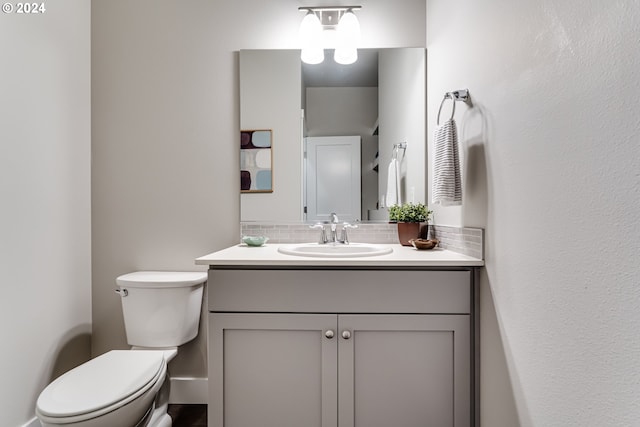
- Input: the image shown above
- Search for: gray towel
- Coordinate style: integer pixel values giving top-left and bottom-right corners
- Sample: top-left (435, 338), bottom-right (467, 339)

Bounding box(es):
top-left (432, 119), bottom-right (462, 206)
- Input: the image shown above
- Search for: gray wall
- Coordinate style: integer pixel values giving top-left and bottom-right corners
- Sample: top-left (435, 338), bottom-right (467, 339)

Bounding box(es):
top-left (427, 0), bottom-right (640, 425)
top-left (379, 48), bottom-right (426, 206)
top-left (0, 2), bottom-right (91, 426)
top-left (91, 0), bottom-right (227, 382)
top-left (91, 0), bottom-right (431, 385)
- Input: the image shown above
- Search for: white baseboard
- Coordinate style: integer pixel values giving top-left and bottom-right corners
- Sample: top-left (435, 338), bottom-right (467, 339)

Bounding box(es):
top-left (169, 377), bottom-right (208, 404)
top-left (20, 417), bottom-right (41, 427)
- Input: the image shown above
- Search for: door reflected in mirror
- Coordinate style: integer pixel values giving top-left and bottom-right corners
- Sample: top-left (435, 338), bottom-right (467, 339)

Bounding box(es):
top-left (240, 48), bottom-right (426, 223)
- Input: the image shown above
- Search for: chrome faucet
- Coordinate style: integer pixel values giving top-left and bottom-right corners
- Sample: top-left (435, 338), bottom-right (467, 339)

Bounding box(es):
top-left (330, 212), bottom-right (340, 243)
top-left (310, 214), bottom-right (358, 244)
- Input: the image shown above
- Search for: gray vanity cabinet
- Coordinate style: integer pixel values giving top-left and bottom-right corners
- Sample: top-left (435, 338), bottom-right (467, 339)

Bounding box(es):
top-left (208, 269), bottom-right (475, 427)
top-left (338, 314), bottom-right (470, 427)
top-left (209, 313), bottom-right (337, 427)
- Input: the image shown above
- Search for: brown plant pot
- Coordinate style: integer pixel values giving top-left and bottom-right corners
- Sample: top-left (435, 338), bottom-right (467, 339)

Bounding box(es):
top-left (396, 222), bottom-right (424, 246)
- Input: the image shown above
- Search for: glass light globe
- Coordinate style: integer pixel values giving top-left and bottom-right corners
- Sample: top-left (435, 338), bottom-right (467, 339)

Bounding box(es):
top-left (334, 10), bottom-right (360, 65)
top-left (300, 11), bottom-right (324, 64)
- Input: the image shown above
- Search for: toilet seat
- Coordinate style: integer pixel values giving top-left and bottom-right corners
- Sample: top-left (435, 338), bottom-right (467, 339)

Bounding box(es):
top-left (36, 350), bottom-right (166, 425)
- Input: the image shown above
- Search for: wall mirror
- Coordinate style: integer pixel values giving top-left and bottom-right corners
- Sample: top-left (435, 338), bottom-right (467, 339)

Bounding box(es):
top-left (240, 48), bottom-right (425, 223)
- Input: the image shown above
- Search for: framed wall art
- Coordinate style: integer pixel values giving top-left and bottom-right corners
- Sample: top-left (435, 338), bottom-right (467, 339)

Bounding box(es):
top-left (240, 129), bottom-right (273, 193)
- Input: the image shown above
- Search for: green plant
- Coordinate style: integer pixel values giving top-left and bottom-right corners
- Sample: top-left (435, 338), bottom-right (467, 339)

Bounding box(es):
top-left (388, 203), bottom-right (432, 223)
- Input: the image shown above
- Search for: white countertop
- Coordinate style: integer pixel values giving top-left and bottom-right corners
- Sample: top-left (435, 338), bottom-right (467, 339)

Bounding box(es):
top-left (195, 243), bottom-right (484, 267)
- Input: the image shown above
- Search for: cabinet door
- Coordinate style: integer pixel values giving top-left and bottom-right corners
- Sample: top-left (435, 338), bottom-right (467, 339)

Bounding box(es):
top-left (209, 313), bottom-right (338, 427)
top-left (338, 315), bottom-right (471, 427)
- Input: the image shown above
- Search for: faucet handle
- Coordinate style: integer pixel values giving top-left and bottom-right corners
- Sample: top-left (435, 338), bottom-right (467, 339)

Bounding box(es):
top-left (340, 222), bottom-right (358, 244)
top-left (310, 223), bottom-right (328, 244)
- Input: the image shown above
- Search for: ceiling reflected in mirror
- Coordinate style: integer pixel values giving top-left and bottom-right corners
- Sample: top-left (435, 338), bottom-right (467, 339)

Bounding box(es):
top-left (302, 49), bottom-right (378, 88)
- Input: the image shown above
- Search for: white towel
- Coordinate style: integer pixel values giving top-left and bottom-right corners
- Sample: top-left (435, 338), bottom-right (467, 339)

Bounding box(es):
top-left (432, 119), bottom-right (462, 206)
top-left (385, 158), bottom-right (401, 206)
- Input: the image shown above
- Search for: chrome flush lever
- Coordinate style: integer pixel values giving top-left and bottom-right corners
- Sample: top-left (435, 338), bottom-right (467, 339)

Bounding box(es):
top-left (114, 288), bottom-right (128, 297)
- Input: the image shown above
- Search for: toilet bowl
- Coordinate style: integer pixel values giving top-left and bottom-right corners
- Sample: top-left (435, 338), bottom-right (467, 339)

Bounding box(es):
top-left (36, 271), bottom-right (207, 427)
top-left (36, 350), bottom-right (167, 427)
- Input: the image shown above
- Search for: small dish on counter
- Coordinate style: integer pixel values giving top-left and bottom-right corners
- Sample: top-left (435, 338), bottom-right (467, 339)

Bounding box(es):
top-left (408, 238), bottom-right (439, 250)
top-left (242, 235), bottom-right (269, 247)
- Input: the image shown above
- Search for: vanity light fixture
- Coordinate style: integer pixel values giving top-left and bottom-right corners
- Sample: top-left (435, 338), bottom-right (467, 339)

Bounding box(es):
top-left (298, 6), bottom-right (362, 65)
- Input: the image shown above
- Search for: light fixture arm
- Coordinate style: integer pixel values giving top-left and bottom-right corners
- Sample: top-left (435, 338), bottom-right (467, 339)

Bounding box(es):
top-left (298, 6), bottom-right (362, 12)
top-left (299, 6), bottom-right (362, 27)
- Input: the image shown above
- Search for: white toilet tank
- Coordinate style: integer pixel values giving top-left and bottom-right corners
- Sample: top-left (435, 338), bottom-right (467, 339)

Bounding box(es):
top-left (116, 271), bottom-right (207, 348)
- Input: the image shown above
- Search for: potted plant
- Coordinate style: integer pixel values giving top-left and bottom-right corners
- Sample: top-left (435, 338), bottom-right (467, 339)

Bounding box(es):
top-left (388, 203), bottom-right (433, 246)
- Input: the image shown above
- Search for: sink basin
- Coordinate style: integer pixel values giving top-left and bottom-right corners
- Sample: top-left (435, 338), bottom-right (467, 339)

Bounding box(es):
top-left (278, 243), bottom-right (393, 258)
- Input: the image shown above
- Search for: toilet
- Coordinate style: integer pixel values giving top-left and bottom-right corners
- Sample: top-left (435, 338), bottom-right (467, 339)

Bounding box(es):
top-left (36, 271), bottom-right (207, 427)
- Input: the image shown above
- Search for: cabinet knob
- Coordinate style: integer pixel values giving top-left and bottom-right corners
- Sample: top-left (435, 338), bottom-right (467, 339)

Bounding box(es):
top-left (325, 330), bottom-right (335, 339)
top-left (341, 330), bottom-right (351, 339)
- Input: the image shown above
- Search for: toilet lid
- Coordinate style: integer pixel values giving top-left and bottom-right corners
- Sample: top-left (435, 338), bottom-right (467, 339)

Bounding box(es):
top-left (116, 271), bottom-right (207, 288)
top-left (37, 350), bottom-right (165, 418)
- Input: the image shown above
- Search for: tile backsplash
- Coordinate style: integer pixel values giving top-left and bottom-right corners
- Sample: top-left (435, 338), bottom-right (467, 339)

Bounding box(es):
top-left (430, 225), bottom-right (483, 259)
top-left (241, 222), bottom-right (484, 259)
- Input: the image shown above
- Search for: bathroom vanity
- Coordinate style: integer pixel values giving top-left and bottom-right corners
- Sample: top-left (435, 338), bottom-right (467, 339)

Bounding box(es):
top-left (196, 244), bottom-right (483, 427)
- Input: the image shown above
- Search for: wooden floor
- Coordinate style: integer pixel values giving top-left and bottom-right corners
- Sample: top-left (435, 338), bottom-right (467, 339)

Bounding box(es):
top-left (168, 404), bottom-right (207, 427)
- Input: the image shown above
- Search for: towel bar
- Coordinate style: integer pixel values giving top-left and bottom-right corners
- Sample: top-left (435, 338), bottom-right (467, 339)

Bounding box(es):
top-left (437, 89), bottom-right (471, 125)
top-left (449, 89), bottom-right (470, 102)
